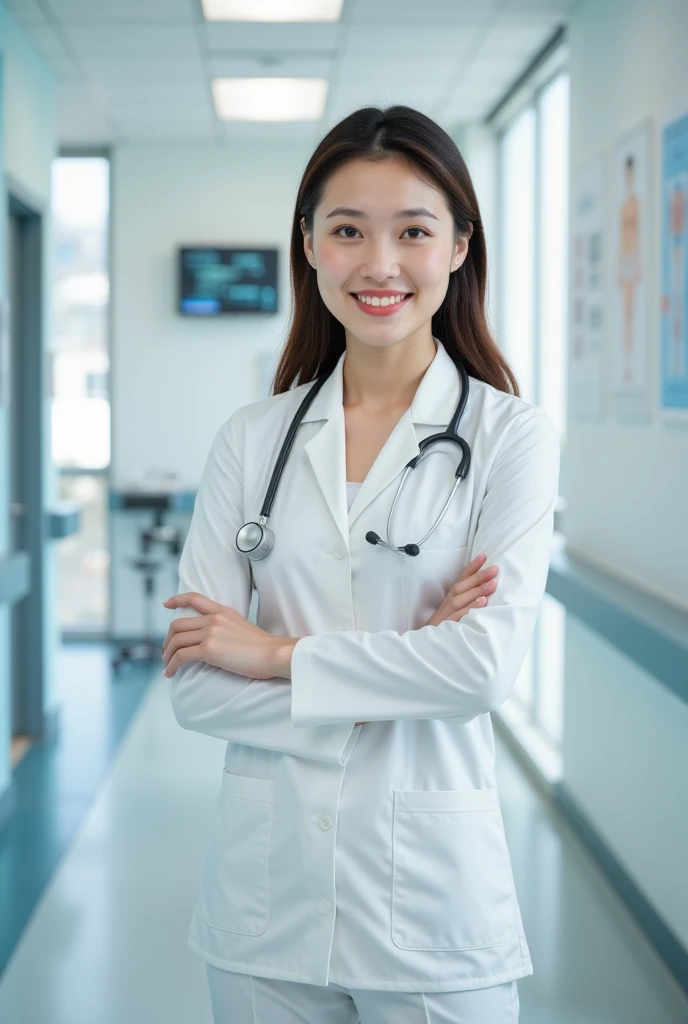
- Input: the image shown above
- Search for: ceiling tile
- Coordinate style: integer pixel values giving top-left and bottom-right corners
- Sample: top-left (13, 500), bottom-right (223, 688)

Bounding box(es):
top-left (200, 21), bottom-right (340, 52)
top-left (60, 24), bottom-right (200, 55)
top-left (208, 55), bottom-right (334, 78)
top-left (46, 0), bottom-right (195, 22)
top-left (218, 119), bottom-right (320, 142)
top-left (76, 53), bottom-right (206, 87)
top-left (342, 22), bottom-right (483, 60)
top-left (479, 19), bottom-right (560, 58)
top-left (347, 0), bottom-right (502, 23)
top-left (107, 93), bottom-right (211, 118)
top-left (508, 0), bottom-right (577, 12)
top-left (335, 56), bottom-right (457, 95)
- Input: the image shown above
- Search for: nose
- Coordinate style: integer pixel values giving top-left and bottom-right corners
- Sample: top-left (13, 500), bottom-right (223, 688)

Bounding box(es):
top-left (359, 238), bottom-right (401, 283)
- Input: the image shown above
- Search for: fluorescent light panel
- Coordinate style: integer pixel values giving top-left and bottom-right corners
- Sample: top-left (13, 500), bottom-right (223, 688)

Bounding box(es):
top-left (202, 0), bottom-right (343, 21)
top-left (212, 78), bottom-right (328, 121)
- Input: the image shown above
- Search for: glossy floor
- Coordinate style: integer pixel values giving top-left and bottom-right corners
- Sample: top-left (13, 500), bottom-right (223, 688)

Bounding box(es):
top-left (0, 657), bottom-right (686, 1023)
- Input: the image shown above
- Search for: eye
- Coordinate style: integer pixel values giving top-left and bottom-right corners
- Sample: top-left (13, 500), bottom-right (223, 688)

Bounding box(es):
top-left (334, 225), bottom-right (361, 238)
top-left (332, 225), bottom-right (431, 239)
top-left (401, 227), bottom-right (431, 239)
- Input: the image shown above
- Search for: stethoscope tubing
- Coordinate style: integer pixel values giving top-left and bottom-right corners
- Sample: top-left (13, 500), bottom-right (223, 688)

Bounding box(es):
top-left (236, 353), bottom-right (471, 561)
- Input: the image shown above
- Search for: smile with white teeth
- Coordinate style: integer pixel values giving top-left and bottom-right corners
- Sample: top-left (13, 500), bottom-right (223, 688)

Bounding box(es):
top-left (354, 293), bottom-right (410, 306)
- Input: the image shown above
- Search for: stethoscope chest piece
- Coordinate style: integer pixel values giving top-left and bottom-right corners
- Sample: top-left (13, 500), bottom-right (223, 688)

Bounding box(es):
top-left (236, 517), bottom-right (275, 560)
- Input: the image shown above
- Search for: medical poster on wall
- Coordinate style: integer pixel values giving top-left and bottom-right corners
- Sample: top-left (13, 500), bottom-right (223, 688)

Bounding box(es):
top-left (570, 155), bottom-right (605, 419)
top-left (611, 118), bottom-right (653, 420)
top-left (660, 105), bottom-right (688, 421)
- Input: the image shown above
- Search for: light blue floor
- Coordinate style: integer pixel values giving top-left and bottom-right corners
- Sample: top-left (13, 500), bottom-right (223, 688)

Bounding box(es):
top-left (0, 643), bottom-right (154, 976)
top-left (0, 651), bottom-right (686, 1023)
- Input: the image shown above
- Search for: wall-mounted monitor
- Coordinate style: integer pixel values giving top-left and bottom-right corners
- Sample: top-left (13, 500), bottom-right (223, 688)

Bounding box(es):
top-left (178, 247), bottom-right (278, 315)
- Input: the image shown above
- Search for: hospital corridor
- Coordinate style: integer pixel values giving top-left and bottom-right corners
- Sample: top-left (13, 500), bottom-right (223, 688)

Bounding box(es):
top-left (1, 0), bottom-right (687, 1022)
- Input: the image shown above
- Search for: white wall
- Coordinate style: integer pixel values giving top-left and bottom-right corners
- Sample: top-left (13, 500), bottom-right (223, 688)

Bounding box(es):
top-left (566, 0), bottom-right (688, 615)
top-left (110, 142), bottom-right (312, 637)
top-left (563, 0), bottom-right (688, 950)
top-left (564, 616), bottom-right (688, 948)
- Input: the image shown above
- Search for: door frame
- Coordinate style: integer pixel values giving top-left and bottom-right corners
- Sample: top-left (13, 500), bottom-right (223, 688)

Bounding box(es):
top-left (6, 175), bottom-right (48, 740)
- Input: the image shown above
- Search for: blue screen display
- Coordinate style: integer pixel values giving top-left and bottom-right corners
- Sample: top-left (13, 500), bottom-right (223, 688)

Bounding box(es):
top-left (179, 247), bottom-right (278, 315)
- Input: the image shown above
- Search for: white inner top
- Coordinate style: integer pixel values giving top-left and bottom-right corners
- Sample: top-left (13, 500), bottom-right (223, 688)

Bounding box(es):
top-left (346, 480), bottom-right (362, 510)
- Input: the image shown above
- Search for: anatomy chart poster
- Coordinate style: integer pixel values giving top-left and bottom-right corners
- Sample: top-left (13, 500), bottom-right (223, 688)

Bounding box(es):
top-left (660, 106), bottom-right (688, 420)
top-left (570, 155), bottom-right (605, 419)
top-left (612, 118), bottom-right (652, 420)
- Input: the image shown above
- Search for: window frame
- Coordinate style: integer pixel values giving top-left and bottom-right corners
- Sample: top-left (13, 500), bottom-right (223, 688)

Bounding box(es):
top-left (490, 43), bottom-right (569, 751)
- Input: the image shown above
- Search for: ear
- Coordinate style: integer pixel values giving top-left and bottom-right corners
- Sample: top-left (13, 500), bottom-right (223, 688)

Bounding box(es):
top-left (452, 230), bottom-right (471, 271)
top-left (300, 216), bottom-right (314, 265)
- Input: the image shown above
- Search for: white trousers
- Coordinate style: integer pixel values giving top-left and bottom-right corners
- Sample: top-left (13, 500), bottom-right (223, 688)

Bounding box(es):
top-left (206, 964), bottom-right (520, 1024)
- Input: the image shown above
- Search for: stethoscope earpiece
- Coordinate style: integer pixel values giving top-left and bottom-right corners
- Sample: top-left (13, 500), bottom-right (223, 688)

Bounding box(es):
top-left (366, 531), bottom-right (420, 556)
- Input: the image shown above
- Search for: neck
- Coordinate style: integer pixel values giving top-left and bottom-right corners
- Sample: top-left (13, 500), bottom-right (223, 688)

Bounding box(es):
top-left (342, 330), bottom-right (437, 415)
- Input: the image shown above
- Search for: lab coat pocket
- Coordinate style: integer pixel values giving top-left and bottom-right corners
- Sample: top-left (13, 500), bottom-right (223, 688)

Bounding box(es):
top-left (401, 546), bottom-right (468, 631)
top-left (201, 770), bottom-right (274, 936)
top-left (391, 788), bottom-right (517, 951)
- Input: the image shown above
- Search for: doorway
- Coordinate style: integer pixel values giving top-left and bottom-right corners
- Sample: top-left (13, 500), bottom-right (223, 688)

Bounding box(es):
top-left (7, 191), bottom-right (46, 763)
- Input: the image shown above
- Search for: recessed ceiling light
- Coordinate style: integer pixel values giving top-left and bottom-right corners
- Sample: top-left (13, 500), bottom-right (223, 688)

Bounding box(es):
top-left (211, 78), bottom-right (328, 121)
top-left (202, 0), bottom-right (343, 21)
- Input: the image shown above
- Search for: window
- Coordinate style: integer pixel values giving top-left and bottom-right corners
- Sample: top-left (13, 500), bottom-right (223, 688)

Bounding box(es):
top-left (51, 156), bottom-right (111, 632)
top-left (499, 69), bottom-right (569, 426)
top-left (494, 60), bottom-right (569, 777)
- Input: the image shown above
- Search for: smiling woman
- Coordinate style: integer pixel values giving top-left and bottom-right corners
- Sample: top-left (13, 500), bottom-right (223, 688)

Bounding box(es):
top-left (271, 107), bottom-right (519, 403)
top-left (167, 104), bottom-right (559, 1024)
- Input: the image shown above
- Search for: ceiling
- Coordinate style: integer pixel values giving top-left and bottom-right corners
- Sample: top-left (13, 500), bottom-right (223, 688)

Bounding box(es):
top-left (5, 0), bottom-right (579, 147)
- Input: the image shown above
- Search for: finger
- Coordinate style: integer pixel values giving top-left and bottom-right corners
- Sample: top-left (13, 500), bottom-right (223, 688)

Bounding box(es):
top-left (443, 580), bottom-right (492, 613)
top-left (161, 613), bottom-right (211, 655)
top-left (164, 640), bottom-right (205, 677)
top-left (452, 566), bottom-right (498, 599)
top-left (446, 596), bottom-right (488, 621)
top-left (162, 627), bottom-right (208, 667)
top-left (458, 553), bottom-right (486, 580)
top-left (162, 592), bottom-right (221, 615)
top-left (452, 579), bottom-right (497, 608)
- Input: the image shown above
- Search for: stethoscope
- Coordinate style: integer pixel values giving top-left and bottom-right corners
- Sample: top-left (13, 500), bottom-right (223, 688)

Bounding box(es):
top-left (236, 355), bottom-right (471, 561)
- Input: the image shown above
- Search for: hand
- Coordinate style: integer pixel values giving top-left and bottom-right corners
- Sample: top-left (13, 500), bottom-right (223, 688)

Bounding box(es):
top-left (352, 557), bottom-right (498, 724)
top-left (426, 553), bottom-right (499, 627)
top-left (161, 592), bottom-right (288, 681)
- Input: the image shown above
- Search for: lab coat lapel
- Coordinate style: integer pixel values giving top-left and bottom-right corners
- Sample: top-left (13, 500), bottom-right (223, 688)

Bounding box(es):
top-left (303, 404), bottom-right (350, 546)
top-left (348, 339), bottom-right (462, 530)
top-left (301, 338), bottom-right (463, 541)
top-left (347, 413), bottom-right (419, 529)
top-left (302, 352), bottom-right (349, 545)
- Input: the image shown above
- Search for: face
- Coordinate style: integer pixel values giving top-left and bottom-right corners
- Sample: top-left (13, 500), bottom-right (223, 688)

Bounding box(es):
top-left (300, 157), bottom-right (470, 351)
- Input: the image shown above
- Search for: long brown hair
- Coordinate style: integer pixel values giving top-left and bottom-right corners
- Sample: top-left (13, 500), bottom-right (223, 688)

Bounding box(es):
top-left (272, 104), bottom-right (519, 398)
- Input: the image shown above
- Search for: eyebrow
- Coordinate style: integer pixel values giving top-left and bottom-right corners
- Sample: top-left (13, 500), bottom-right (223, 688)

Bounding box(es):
top-left (324, 206), bottom-right (439, 220)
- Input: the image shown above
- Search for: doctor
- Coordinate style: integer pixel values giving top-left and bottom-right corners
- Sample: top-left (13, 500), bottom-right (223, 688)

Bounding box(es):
top-left (162, 103), bottom-right (559, 1024)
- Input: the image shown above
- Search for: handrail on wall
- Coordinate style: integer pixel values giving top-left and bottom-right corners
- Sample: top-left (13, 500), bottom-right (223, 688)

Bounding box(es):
top-left (545, 542), bottom-right (688, 706)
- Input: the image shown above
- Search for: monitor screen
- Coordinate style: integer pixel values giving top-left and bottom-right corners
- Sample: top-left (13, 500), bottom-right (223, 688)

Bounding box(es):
top-left (178, 247), bottom-right (278, 315)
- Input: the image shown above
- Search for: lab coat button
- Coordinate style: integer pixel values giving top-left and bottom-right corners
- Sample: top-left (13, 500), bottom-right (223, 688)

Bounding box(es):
top-left (318, 899), bottom-right (331, 914)
top-left (318, 815), bottom-right (333, 830)
top-left (332, 544), bottom-right (347, 559)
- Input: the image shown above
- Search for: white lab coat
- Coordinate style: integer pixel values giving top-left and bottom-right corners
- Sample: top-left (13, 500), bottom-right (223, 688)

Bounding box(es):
top-left (168, 336), bottom-right (560, 993)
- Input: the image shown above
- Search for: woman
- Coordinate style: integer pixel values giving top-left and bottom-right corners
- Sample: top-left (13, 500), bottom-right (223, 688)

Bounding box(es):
top-left (162, 105), bottom-right (560, 1023)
